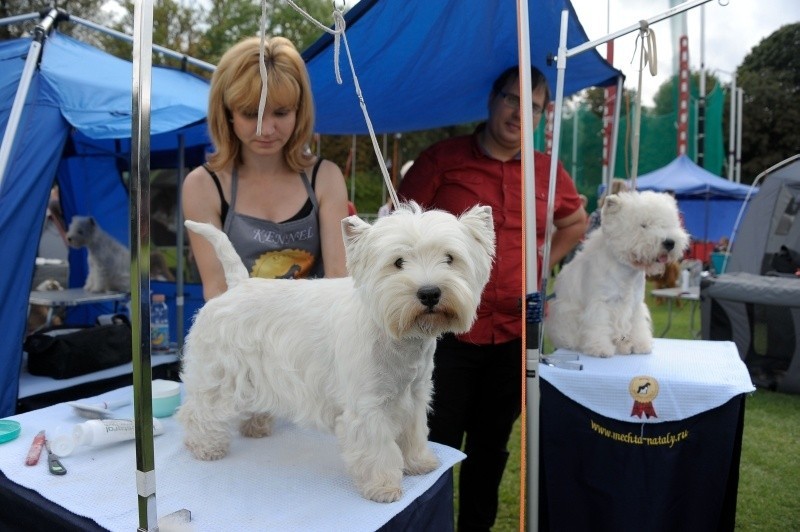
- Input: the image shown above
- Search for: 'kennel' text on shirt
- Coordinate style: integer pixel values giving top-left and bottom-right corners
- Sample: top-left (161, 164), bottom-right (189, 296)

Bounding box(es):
top-left (251, 227), bottom-right (314, 245)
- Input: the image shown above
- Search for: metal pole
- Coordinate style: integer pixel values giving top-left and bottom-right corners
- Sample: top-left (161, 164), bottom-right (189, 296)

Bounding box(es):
top-left (697, 5), bottom-right (706, 167)
top-left (566, 0), bottom-right (714, 59)
top-left (0, 11), bottom-right (40, 27)
top-left (735, 88), bottom-right (743, 183)
top-left (608, 75), bottom-right (623, 183)
top-left (517, 0), bottom-right (538, 526)
top-left (131, 0), bottom-right (157, 529)
top-left (727, 74), bottom-right (737, 180)
top-left (571, 107), bottom-right (578, 185)
top-left (0, 9), bottom-right (61, 192)
top-left (70, 15), bottom-right (215, 73)
top-left (176, 134), bottom-right (185, 350)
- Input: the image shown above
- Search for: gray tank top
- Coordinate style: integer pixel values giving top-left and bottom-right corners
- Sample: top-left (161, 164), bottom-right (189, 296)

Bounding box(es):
top-left (221, 165), bottom-right (324, 279)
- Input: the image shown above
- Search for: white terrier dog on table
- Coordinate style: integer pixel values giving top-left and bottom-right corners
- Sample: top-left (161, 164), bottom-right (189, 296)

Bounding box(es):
top-left (177, 202), bottom-right (495, 503)
top-left (545, 191), bottom-right (689, 358)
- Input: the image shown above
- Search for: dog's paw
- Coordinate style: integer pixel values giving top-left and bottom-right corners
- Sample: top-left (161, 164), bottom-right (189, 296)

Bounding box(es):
top-left (185, 440), bottom-right (229, 461)
top-left (404, 449), bottom-right (439, 476)
top-left (581, 343), bottom-right (616, 358)
top-left (240, 413), bottom-right (273, 438)
top-left (362, 482), bottom-right (403, 503)
top-left (630, 340), bottom-right (653, 354)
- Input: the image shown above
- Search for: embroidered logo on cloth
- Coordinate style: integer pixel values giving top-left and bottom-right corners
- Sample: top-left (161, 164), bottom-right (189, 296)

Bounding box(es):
top-left (629, 376), bottom-right (659, 419)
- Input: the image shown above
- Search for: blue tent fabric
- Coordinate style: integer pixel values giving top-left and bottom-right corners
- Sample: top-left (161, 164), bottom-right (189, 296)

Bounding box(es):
top-left (635, 155), bottom-right (758, 243)
top-left (0, 32), bottom-right (211, 416)
top-left (303, 0), bottom-right (622, 134)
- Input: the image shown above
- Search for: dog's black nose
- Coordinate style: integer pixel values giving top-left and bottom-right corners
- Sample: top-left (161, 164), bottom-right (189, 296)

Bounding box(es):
top-left (663, 239), bottom-right (675, 251)
top-left (417, 286), bottom-right (441, 309)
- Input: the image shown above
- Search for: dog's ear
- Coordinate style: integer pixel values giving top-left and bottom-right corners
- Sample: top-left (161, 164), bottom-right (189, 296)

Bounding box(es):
top-left (603, 195), bottom-right (622, 216)
top-left (459, 205), bottom-right (496, 258)
top-left (341, 215), bottom-right (370, 246)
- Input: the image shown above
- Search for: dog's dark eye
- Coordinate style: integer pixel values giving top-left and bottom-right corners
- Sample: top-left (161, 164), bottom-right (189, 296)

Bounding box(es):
top-left (445, 254), bottom-right (454, 265)
top-left (394, 258), bottom-right (404, 269)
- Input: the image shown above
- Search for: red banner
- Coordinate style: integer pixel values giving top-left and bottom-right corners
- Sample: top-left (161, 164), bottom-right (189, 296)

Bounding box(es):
top-left (677, 35), bottom-right (690, 155)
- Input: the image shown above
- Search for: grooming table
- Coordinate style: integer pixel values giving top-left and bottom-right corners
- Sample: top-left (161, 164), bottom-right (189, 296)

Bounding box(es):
top-left (0, 385), bottom-right (463, 531)
top-left (28, 288), bottom-right (129, 330)
top-left (539, 338), bottom-right (754, 531)
top-left (17, 352), bottom-right (180, 413)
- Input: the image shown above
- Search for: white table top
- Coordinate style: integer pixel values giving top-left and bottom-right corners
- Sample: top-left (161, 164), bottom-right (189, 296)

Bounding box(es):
top-left (0, 385), bottom-right (464, 531)
top-left (29, 288), bottom-right (128, 307)
top-left (541, 339), bottom-right (755, 423)
top-left (650, 285), bottom-right (700, 301)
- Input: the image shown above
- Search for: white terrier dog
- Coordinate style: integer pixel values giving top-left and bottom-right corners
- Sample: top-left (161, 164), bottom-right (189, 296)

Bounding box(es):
top-left (177, 202), bottom-right (495, 502)
top-left (545, 191), bottom-right (689, 357)
top-left (66, 215), bottom-right (130, 293)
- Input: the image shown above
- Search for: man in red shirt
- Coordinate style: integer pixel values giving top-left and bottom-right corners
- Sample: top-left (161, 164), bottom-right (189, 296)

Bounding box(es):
top-left (398, 66), bottom-right (586, 531)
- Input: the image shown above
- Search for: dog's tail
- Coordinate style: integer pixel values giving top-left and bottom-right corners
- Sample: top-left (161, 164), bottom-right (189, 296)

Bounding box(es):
top-left (184, 220), bottom-right (249, 288)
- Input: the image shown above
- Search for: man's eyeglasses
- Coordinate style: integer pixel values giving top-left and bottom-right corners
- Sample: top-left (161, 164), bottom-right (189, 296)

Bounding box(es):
top-left (499, 91), bottom-right (544, 115)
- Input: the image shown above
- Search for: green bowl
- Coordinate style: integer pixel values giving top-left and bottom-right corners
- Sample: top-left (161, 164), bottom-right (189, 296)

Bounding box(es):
top-left (0, 420), bottom-right (21, 444)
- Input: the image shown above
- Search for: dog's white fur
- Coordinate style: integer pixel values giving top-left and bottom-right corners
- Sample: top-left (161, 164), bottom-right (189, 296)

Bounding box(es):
top-left (65, 215), bottom-right (130, 292)
top-left (545, 191), bottom-right (689, 357)
top-left (177, 202), bottom-right (495, 502)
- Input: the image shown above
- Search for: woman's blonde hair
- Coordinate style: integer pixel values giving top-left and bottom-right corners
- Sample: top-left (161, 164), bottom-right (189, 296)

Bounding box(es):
top-left (206, 36), bottom-right (315, 173)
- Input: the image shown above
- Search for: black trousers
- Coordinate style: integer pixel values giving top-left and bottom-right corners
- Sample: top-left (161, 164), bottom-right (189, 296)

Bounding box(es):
top-left (427, 334), bottom-right (522, 532)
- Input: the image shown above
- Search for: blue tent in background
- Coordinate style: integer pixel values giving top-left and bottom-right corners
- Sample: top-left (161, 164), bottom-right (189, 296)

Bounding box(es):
top-left (635, 155), bottom-right (758, 244)
top-left (303, 0), bottom-right (621, 134)
top-left (0, 32), bottom-right (211, 416)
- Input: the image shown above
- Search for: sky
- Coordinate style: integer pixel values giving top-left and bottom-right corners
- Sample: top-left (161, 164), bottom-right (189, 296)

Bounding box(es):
top-left (569, 0), bottom-right (800, 105)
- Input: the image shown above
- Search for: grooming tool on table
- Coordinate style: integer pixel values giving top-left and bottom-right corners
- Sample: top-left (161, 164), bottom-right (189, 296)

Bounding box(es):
top-left (66, 399), bottom-right (131, 419)
top-left (45, 440), bottom-right (66, 475)
top-left (25, 430), bottom-right (46, 466)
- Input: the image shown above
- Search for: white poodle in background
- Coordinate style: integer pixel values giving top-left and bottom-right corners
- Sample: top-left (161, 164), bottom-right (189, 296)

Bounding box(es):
top-left (177, 202), bottom-right (495, 503)
top-left (545, 190), bottom-right (689, 357)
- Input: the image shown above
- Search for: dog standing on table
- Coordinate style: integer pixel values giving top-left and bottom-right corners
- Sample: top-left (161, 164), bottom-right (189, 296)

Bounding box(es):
top-left (177, 202), bottom-right (495, 503)
top-left (545, 191), bottom-right (689, 357)
top-left (66, 216), bottom-right (130, 293)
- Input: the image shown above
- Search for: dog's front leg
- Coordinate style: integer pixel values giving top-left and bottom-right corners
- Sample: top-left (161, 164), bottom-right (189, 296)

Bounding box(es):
top-left (336, 409), bottom-right (404, 503)
top-left (628, 301), bottom-right (654, 354)
top-left (580, 303), bottom-right (617, 357)
top-left (398, 399), bottom-right (439, 476)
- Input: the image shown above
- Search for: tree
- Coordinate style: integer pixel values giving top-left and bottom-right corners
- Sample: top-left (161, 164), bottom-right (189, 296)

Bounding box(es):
top-left (737, 23), bottom-right (800, 182)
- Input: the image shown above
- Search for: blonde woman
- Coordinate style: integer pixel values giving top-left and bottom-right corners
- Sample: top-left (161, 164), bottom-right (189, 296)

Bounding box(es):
top-left (183, 37), bottom-right (349, 301)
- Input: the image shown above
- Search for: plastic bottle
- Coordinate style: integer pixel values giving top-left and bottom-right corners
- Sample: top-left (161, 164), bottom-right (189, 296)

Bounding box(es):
top-left (150, 294), bottom-right (170, 351)
top-left (49, 418), bottom-right (164, 457)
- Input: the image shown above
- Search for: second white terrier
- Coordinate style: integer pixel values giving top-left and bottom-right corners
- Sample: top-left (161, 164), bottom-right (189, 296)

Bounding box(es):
top-left (177, 202), bottom-right (495, 502)
top-left (545, 191), bottom-right (689, 357)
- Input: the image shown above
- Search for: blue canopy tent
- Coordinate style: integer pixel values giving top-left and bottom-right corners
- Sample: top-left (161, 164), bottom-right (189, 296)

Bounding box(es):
top-left (302, 0), bottom-right (621, 134)
top-left (0, 31), bottom-right (211, 416)
top-left (635, 155), bottom-right (758, 246)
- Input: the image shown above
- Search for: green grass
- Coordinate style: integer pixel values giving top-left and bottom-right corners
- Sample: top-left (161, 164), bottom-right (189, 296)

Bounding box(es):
top-left (459, 282), bottom-right (800, 531)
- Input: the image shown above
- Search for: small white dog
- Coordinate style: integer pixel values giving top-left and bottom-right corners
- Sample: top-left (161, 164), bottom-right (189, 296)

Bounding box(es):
top-left (545, 191), bottom-right (689, 357)
top-left (66, 215), bottom-right (130, 293)
top-left (177, 202), bottom-right (495, 502)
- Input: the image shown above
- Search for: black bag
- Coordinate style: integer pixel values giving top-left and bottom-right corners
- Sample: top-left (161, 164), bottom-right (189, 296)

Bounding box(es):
top-left (24, 324), bottom-right (132, 379)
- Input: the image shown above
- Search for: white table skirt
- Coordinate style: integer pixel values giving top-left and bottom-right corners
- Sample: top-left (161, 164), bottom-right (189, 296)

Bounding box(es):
top-left (0, 385), bottom-right (464, 531)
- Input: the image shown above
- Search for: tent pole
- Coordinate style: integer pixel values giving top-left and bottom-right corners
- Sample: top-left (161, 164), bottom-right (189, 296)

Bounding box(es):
top-left (0, 11), bottom-right (40, 27)
top-left (176, 134), bottom-right (186, 350)
top-left (131, 0), bottom-right (158, 528)
top-left (0, 8), bottom-right (61, 193)
top-left (608, 75), bottom-right (623, 182)
top-left (516, 0), bottom-right (539, 527)
top-left (70, 15), bottom-right (215, 73)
